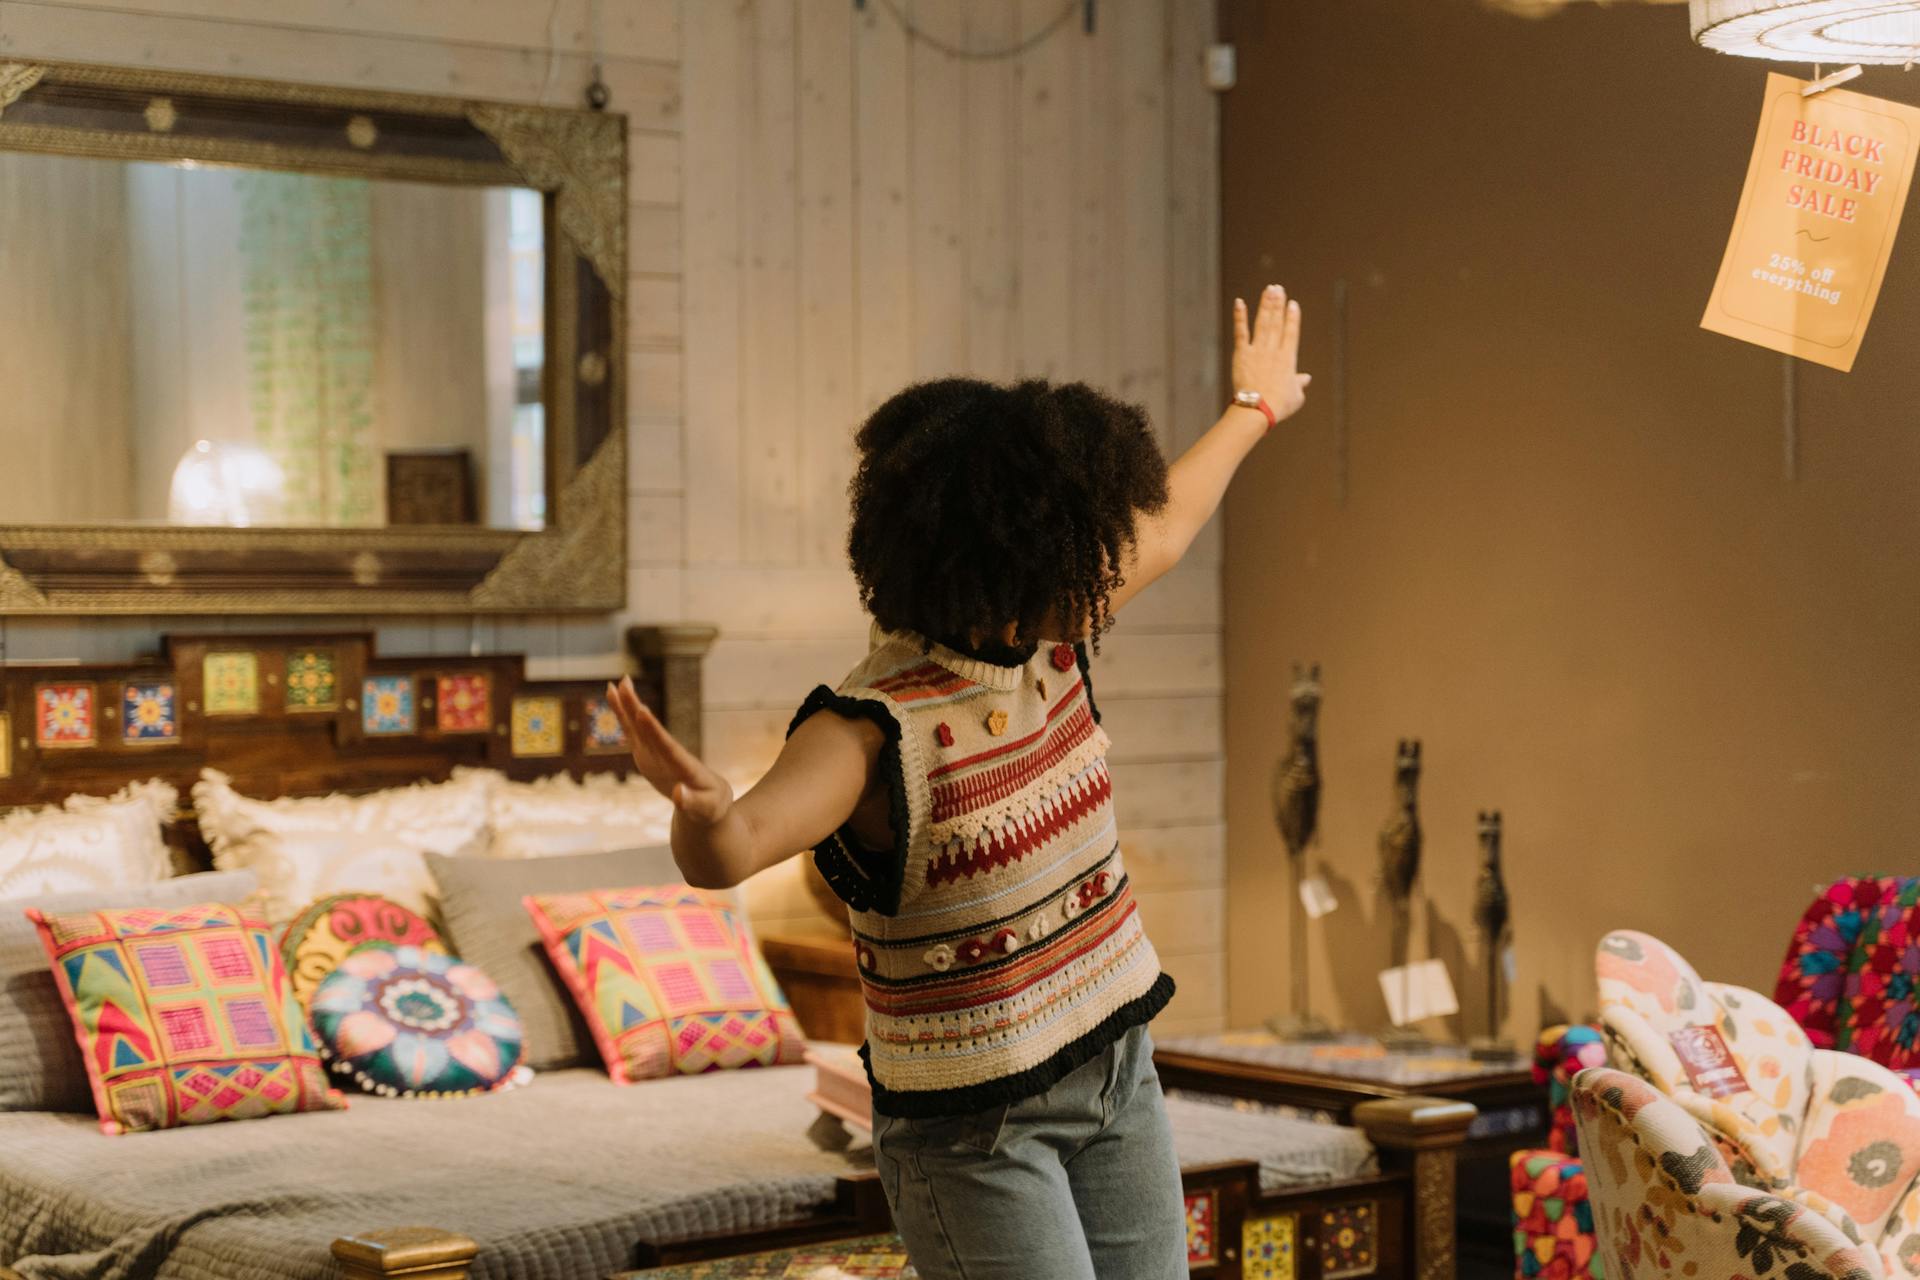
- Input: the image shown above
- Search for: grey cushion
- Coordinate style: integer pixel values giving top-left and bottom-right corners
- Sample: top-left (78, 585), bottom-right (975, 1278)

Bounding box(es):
top-left (1, 869), bottom-right (259, 1112)
top-left (426, 845), bottom-right (680, 1072)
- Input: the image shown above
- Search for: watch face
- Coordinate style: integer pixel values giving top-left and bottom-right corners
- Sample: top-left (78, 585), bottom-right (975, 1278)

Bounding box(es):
top-left (1236, 391), bottom-right (1261, 406)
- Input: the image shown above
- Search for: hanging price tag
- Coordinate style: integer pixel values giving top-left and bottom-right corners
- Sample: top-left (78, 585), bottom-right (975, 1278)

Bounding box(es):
top-left (1299, 875), bottom-right (1338, 919)
top-left (1379, 959), bottom-right (1459, 1026)
top-left (1702, 73), bottom-right (1920, 372)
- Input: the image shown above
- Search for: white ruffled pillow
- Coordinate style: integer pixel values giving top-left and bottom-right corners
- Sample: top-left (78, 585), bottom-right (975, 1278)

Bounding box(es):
top-left (0, 780), bottom-right (178, 900)
top-left (191, 769), bottom-right (491, 922)
top-left (455, 767), bottom-right (675, 860)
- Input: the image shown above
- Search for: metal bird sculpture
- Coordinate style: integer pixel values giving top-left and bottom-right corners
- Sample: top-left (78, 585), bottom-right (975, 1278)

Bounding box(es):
top-left (1471, 810), bottom-right (1513, 1059)
top-left (1377, 739), bottom-right (1422, 908)
top-left (1266, 663), bottom-right (1332, 1040)
top-left (1472, 810), bottom-right (1509, 944)
top-left (1270, 664), bottom-right (1322, 864)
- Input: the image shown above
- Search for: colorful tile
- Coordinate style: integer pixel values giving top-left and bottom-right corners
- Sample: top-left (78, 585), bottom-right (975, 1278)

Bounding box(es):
top-left (510, 695), bottom-right (564, 758)
top-left (583, 693), bottom-right (628, 754)
top-left (123, 681), bottom-right (179, 745)
top-left (435, 673), bottom-right (490, 733)
top-left (204, 652), bottom-right (260, 716)
top-left (1186, 1191), bottom-right (1217, 1266)
top-left (1320, 1203), bottom-right (1377, 1280)
top-left (362, 675), bottom-right (416, 736)
top-left (36, 683), bottom-right (95, 748)
top-left (284, 649), bottom-right (338, 712)
top-left (1244, 1212), bottom-right (1297, 1280)
top-left (0, 713), bottom-right (10, 779)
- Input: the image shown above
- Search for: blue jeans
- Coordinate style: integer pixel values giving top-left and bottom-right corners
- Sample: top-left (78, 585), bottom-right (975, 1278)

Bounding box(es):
top-left (871, 1025), bottom-right (1188, 1280)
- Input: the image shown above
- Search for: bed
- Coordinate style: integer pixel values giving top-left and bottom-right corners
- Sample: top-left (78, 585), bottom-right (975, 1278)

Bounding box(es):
top-left (0, 1062), bottom-right (1471, 1280)
top-left (0, 627), bottom-right (1475, 1280)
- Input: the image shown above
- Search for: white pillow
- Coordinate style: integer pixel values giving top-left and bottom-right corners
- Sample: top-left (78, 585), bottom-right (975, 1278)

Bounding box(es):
top-left (456, 766), bottom-right (675, 860)
top-left (191, 769), bottom-right (490, 922)
top-left (0, 780), bottom-right (177, 900)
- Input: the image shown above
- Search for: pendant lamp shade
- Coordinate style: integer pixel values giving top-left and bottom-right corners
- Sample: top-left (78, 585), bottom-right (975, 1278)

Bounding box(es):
top-left (1692, 0), bottom-right (1920, 63)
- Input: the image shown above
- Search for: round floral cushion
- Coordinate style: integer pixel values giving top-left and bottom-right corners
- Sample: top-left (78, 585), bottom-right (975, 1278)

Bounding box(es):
top-left (280, 892), bottom-right (446, 1012)
top-left (310, 945), bottom-right (525, 1098)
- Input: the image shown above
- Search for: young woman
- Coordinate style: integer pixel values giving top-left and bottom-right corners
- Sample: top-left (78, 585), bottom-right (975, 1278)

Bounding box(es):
top-left (608, 285), bottom-right (1309, 1280)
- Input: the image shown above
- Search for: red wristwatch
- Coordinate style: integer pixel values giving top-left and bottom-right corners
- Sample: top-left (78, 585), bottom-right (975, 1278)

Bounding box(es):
top-left (1232, 389), bottom-right (1277, 431)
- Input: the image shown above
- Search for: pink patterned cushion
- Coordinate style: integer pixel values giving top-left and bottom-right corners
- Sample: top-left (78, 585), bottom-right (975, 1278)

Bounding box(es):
top-left (26, 900), bottom-right (344, 1134)
top-left (522, 884), bottom-right (805, 1083)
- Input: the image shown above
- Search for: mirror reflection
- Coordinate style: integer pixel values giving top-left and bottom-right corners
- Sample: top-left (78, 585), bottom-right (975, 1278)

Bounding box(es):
top-left (0, 155), bottom-right (546, 530)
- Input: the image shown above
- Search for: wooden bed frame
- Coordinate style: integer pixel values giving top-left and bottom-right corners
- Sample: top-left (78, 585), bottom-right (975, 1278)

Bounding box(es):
top-left (305, 1094), bottom-right (1474, 1280)
top-left (0, 624), bottom-right (716, 869)
top-left (0, 623), bottom-right (1474, 1280)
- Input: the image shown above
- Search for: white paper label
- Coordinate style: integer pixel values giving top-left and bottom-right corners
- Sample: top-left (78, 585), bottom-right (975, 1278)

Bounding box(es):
top-left (1299, 875), bottom-right (1338, 919)
top-left (1502, 946), bottom-right (1518, 986)
top-left (1379, 958), bottom-right (1460, 1026)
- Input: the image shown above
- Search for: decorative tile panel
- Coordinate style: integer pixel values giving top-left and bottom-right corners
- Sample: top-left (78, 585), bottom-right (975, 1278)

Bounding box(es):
top-left (123, 682), bottom-right (179, 745)
top-left (204, 653), bottom-right (260, 716)
top-left (1319, 1202), bottom-right (1377, 1279)
top-left (36, 683), bottom-right (95, 748)
top-left (1244, 1212), bottom-right (1297, 1280)
top-left (435, 674), bottom-right (490, 733)
top-left (362, 675), bottom-right (416, 736)
top-left (284, 649), bottom-right (338, 712)
top-left (510, 695), bottom-right (563, 758)
top-left (1185, 1191), bottom-right (1217, 1267)
top-left (583, 693), bottom-right (628, 754)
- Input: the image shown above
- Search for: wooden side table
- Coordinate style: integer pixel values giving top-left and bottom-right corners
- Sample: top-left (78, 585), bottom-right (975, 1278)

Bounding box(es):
top-left (759, 932), bottom-right (866, 1045)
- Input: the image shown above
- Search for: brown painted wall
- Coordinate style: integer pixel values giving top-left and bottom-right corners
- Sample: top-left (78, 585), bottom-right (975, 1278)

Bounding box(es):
top-left (1221, 0), bottom-right (1920, 1041)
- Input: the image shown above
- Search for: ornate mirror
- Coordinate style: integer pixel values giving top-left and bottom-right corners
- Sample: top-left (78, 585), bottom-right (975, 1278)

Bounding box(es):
top-left (0, 60), bottom-right (626, 614)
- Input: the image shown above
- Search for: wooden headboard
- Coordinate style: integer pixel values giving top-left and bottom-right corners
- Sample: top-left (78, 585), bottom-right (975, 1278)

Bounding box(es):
top-left (0, 623), bottom-right (715, 871)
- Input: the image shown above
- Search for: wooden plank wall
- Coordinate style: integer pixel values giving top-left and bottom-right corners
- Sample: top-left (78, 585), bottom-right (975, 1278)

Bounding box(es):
top-left (0, 0), bottom-right (1227, 1033)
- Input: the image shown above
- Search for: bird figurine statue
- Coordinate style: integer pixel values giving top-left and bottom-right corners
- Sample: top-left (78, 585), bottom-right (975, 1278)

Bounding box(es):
top-left (1470, 810), bottom-right (1514, 1060)
top-left (1377, 739), bottom-right (1422, 908)
top-left (1271, 664), bottom-right (1322, 864)
top-left (1376, 739), bottom-right (1426, 1051)
top-left (1266, 663), bottom-right (1332, 1041)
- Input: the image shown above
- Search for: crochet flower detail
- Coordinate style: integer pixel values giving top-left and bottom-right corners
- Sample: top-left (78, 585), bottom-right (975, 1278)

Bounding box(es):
top-left (1063, 871), bottom-right (1115, 921)
top-left (923, 943), bottom-right (955, 972)
top-left (985, 709), bottom-right (1010, 737)
top-left (1050, 644), bottom-right (1077, 672)
top-left (952, 928), bottom-right (1022, 969)
top-left (935, 722), bottom-right (954, 748)
top-left (1027, 913), bottom-right (1052, 943)
top-left (855, 943), bottom-right (877, 972)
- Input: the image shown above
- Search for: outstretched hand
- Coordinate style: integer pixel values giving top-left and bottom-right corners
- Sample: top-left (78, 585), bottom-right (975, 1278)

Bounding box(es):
top-left (1231, 284), bottom-right (1310, 425)
top-left (605, 675), bottom-right (734, 825)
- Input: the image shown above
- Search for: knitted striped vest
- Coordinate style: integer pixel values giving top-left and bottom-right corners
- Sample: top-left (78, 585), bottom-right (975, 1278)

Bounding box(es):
top-left (792, 627), bottom-right (1173, 1117)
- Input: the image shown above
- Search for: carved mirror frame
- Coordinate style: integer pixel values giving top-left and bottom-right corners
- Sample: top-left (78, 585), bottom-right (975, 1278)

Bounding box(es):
top-left (0, 60), bottom-right (626, 615)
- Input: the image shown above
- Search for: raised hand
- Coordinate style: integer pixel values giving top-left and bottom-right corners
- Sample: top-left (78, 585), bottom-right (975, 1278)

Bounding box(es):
top-left (1231, 284), bottom-right (1311, 424)
top-left (604, 675), bottom-right (734, 825)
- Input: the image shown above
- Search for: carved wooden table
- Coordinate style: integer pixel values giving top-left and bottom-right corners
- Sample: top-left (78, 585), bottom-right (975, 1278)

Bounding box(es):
top-left (1155, 1032), bottom-right (1543, 1280)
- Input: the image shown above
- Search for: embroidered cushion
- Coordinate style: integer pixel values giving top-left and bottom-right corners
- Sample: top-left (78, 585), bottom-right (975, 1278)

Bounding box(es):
top-left (280, 892), bottom-right (446, 1013)
top-left (1776, 877), bottom-right (1911, 1052)
top-left (0, 870), bottom-right (258, 1113)
top-left (192, 769), bottom-right (491, 922)
top-left (309, 945), bottom-right (524, 1098)
top-left (427, 844), bottom-right (683, 1072)
top-left (522, 885), bottom-right (805, 1083)
top-left (25, 899), bottom-right (344, 1134)
top-left (0, 780), bottom-right (177, 900)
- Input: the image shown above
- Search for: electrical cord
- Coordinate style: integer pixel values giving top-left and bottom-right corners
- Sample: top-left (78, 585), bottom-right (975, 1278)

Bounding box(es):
top-left (875, 0), bottom-right (1080, 61)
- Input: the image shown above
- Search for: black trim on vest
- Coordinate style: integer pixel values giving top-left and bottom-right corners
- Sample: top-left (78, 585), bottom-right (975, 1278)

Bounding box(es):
top-left (1073, 642), bottom-right (1101, 724)
top-left (861, 970), bottom-right (1176, 1119)
top-left (788, 685), bottom-right (910, 917)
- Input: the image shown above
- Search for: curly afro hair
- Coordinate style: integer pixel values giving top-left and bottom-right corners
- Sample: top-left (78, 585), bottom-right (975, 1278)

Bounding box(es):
top-left (847, 378), bottom-right (1170, 651)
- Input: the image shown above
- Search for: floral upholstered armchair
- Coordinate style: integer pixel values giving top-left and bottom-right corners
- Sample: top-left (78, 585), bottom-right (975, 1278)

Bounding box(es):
top-left (1573, 1065), bottom-right (1884, 1280)
top-left (1596, 929), bottom-right (1920, 1279)
top-left (1776, 878), bottom-right (1920, 1081)
top-left (1512, 1024), bottom-right (1608, 1280)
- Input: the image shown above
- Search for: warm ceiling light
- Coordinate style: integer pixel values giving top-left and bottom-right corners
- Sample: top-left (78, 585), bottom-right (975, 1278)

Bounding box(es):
top-left (1692, 0), bottom-right (1920, 63)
